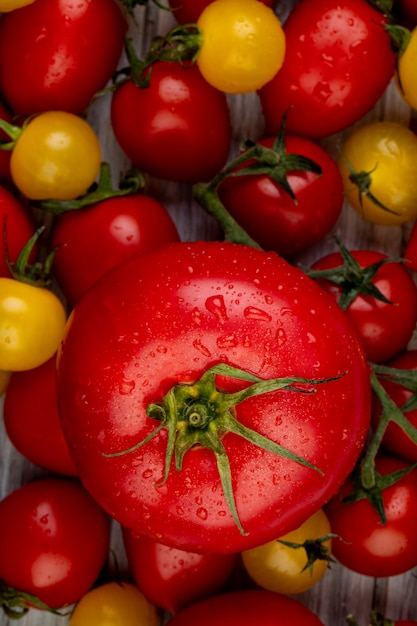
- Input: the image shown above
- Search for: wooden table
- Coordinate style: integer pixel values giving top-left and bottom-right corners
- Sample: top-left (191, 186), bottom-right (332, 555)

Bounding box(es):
top-left (1, 2), bottom-right (416, 624)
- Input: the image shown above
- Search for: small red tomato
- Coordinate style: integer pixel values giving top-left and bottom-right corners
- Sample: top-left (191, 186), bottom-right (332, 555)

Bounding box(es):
top-left (122, 528), bottom-right (239, 614)
top-left (3, 356), bottom-right (77, 476)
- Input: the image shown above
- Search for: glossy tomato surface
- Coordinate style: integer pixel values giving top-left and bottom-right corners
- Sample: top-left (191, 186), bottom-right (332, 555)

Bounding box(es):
top-left (57, 241), bottom-right (371, 554)
top-left (166, 589), bottom-right (325, 626)
top-left (51, 193), bottom-right (180, 307)
top-left (111, 61), bottom-right (232, 183)
top-left (123, 528), bottom-right (239, 613)
top-left (218, 135), bottom-right (344, 257)
top-left (0, 0), bottom-right (127, 116)
top-left (259, 0), bottom-right (396, 139)
top-left (3, 356), bottom-right (77, 476)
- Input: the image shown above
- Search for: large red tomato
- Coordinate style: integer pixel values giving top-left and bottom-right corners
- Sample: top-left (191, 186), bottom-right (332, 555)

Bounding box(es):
top-left (259, 0), bottom-right (396, 139)
top-left (56, 241), bottom-right (370, 554)
top-left (50, 193), bottom-right (180, 307)
top-left (0, 0), bottom-right (128, 116)
top-left (166, 589), bottom-right (325, 626)
top-left (111, 61), bottom-right (232, 183)
top-left (217, 135), bottom-right (344, 257)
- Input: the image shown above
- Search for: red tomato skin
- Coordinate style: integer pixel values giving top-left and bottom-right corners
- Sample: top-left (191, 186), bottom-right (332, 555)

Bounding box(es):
top-left (325, 455), bottom-right (417, 577)
top-left (122, 528), bottom-right (239, 613)
top-left (166, 589), bottom-right (325, 626)
top-left (0, 100), bottom-right (12, 182)
top-left (168, 0), bottom-right (275, 24)
top-left (3, 357), bottom-right (77, 476)
top-left (218, 135), bottom-right (344, 257)
top-left (372, 350), bottom-right (417, 464)
top-left (57, 241), bottom-right (371, 554)
top-left (259, 0), bottom-right (396, 139)
top-left (0, 184), bottom-right (36, 278)
top-left (404, 219), bottom-right (417, 272)
top-left (50, 194), bottom-right (180, 307)
top-left (111, 62), bottom-right (232, 183)
top-left (0, 478), bottom-right (110, 608)
top-left (310, 250), bottom-right (417, 364)
top-left (0, 0), bottom-right (127, 116)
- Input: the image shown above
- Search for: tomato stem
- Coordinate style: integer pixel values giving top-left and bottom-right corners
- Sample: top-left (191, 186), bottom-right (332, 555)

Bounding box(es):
top-left (276, 533), bottom-right (338, 575)
top-left (0, 582), bottom-right (69, 619)
top-left (103, 362), bottom-right (341, 535)
top-left (0, 117), bottom-right (22, 150)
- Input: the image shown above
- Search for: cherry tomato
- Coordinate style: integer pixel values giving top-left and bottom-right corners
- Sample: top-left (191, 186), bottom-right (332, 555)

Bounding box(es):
top-left (371, 350), bottom-right (417, 464)
top-left (0, 184), bottom-right (36, 278)
top-left (0, 0), bottom-right (127, 116)
top-left (50, 193), bottom-right (180, 307)
top-left (122, 528), bottom-right (239, 614)
top-left (325, 454), bottom-right (417, 578)
top-left (10, 111), bottom-right (101, 200)
top-left (259, 0), bottom-right (396, 139)
top-left (69, 581), bottom-right (159, 626)
top-left (337, 121), bottom-right (417, 226)
top-left (3, 356), bottom-right (77, 475)
top-left (166, 589), bottom-right (325, 626)
top-left (168, 0), bottom-right (275, 24)
top-left (111, 61), bottom-right (232, 184)
top-left (56, 241), bottom-right (370, 554)
top-left (241, 508), bottom-right (332, 595)
top-left (0, 477), bottom-right (111, 608)
top-left (218, 135), bottom-right (343, 257)
top-left (0, 277), bottom-right (67, 371)
top-left (309, 249), bottom-right (417, 364)
top-left (196, 0), bottom-right (285, 94)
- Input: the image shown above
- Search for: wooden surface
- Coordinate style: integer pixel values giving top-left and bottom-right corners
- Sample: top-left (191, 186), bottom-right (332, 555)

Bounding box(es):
top-left (1, 1), bottom-right (417, 624)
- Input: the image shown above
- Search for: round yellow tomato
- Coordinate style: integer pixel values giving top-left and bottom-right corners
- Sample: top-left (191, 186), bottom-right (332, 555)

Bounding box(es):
top-left (10, 111), bottom-right (101, 201)
top-left (241, 508), bottom-right (332, 595)
top-left (70, 582), bottom-right (159, 626)
top-left (338, 121), bottom-right (417, 226)
top-left (0, 0), bottom-right (35, 10)
top-left (196, 0), bottom-right (285, 94)
top-left (397, 26), bottom-right (417, 111)
top-left (0, 278), bottom-right (67, 371)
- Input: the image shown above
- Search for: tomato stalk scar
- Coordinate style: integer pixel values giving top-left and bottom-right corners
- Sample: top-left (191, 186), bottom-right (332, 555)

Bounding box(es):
top-left (103, 363), bottom-right (341, 535)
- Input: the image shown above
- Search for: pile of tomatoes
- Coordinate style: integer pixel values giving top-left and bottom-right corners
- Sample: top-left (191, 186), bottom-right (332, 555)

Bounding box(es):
top-left (1, 1), bottom-right (417, 625)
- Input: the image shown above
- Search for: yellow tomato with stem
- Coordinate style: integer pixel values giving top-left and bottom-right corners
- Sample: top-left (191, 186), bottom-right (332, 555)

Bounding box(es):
top-left (241, 508), bottom-right (333, 595)
top-left (70, 582), bottom-right (159, 626)
top-left (196, 0), bottom-right (285, 94)
top-left (9, 111), bottom-right (101, 200)
top-left (337, 121), bottom-right (417, 226)
top-left (0, 277), bottom-right (67, 371)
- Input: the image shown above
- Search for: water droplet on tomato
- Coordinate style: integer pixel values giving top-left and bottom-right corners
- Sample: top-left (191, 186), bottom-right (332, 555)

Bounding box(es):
top-left (142, 469), bottom-right (153, 479)
top-left (276, 328), bottom-right (287, 346)
top-left (196, 507), bottom-right (208, 520)
top-left (119, 379), bottom-right (136, 395)
top-left (243, 306), bottom-right (272, 322)
top-left (193, 339), bottom-right (211, 357)
top-left (205, 295), bottom-right (228, 323)
top-left (216, 334), bottom-right (238, 349)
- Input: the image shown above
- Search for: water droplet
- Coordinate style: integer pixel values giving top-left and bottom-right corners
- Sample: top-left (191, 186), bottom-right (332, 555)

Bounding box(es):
top-left (196, 507), bottom-right (208, 520)
top-left (191, 307), bottom-right (202, 325)
top-left (205, 295), bottom-right (228, 323)
top-left (142, 469), bottom-right (153, 479)
top-left (195, 496), bottom-right (202, 505)
top-left (216, 334), bottom-right (238, 349)
top-left (176, 505), bottom-right (185, 516)
top-left (157, 345), bottom-right (167, 353)
top-left (276, 328), bottom-right (287, 346)
top-left (119, 379), bottom-right (136, 395)
top-left (217, 510), bottom-right (227, 517)
top-left (193, 339), bottom-right (211, 357)
top-left (264, 295), bottom-right (273, 305)
top-left (243, 306), bottom-right (272, 322)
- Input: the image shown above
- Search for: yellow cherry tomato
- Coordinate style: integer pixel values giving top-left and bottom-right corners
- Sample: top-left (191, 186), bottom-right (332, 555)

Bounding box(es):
top-left (10, 111), bottom-right (101, 201)
top-left (337, 121), bottom-right (417, 226)
top-left (0, 0), bottom-right (35, 10)
top-left (0, 277), bottom-right (67, 371)
top-left (70, 582), bottom-right (159, 626)
top-left (0, 369), bottom-right (11, 395)
top-left (241, 508), bottom-right (332, 595)
top-left (196, 0), bottom-right (285, 94)
top-left (397, 26), bottom-right (417, 111)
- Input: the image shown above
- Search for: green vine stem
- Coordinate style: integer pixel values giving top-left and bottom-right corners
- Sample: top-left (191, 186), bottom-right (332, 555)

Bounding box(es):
top-left (0, 582), bottom-right (69, 620)
top-left (276, 533), bottom-right (338, 575)
top-left (103, 363), bottom-right (341, 535)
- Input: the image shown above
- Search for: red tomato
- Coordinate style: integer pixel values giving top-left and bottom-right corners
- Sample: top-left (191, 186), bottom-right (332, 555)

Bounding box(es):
top-left (165, 589), bottom-right (325, 626)
top-left (325, 454), bottom-right (417, 577)
top-left (168, 0), bottom-right (275, 24)
top-left (218, 135), bottom-right (344, 257)
top-left (0, 477), bottom-right (110, 608)
top-left (56, 241), bottom-right (371, 554)
top-left (111, 62), bottom-right (232, 183)
top-left (309, 249), bottom-right (417, 364)
top-left (259, 0), bottom-right (396, 139)
top-left (122, 528), bottom-right (239, 613)
top-left (3, 356), bottom-right (77, 476)
top-left (372, 350), bottom-right (417, 464)
top-left (0, 0), bottom-right (127, 116)
top-left (50, 194), bottom-right (180, 307)
top-left (0, 183), bottom-right (36, 278)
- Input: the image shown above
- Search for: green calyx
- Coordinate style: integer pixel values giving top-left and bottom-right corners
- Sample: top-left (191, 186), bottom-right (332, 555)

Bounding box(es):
top-left (276, 533), bottom-right (338, 576)
top-left (3, 222), bottom-right (56, 288)
top-left (0, 582), bottom-right (69, 619)
top-left (304, 236), bottom-right (404, 310)
top-left (104, 363), bottom-right (340, 535)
